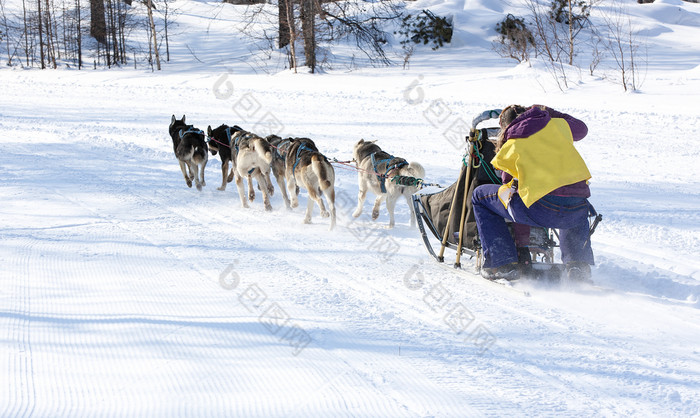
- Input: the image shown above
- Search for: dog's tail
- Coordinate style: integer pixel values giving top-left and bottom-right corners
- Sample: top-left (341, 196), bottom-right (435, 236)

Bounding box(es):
top-left (255, 138), bottom-right (273, 164)
top-left (311, 154), bottom-right (334, 191)
top-left (404, 162), bottom-right (426, 185)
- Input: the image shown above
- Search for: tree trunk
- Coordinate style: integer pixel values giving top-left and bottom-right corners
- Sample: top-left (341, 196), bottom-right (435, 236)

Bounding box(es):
top-left (568, 0), bottom-right (573, 65)
top-left (301, 0), bottom-right (315, 72)
top-left (146, 0), bottom-right (160, 70)
top-left (44, 0), bottom-right (57, 68)
top-left (164, 0), bottom-right (170, 61)
top-left (76, 0), bottom-right (82, 68)
top-left (90, 0), bottom-right (106, 43)
top-left (21, 0), bottom-right (29, 65)
top-left (285, 0), bottom-right (297, 72)
top-left (278, 0), bottom-right (290, 48)
top-left (37, 0), bottom-right (45, 68)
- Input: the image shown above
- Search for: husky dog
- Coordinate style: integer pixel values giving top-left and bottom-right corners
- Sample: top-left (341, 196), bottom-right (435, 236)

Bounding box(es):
top-left (352, 139), bottom-right (425, 228)
top-left (265, 134), bottom-right (299, 209)
top-left (207, 125), bottom-right (274, 211)
top-left (169, 115), bottom-right (208, 191)
top-left (206, 124), bottom-right (242, 191)
top-left (284, 138), bottom-right (336, 230)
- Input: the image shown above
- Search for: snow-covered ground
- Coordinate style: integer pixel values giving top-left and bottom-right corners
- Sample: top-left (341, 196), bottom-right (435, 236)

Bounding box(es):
top-left (1, 0), bottom-right (700, 416)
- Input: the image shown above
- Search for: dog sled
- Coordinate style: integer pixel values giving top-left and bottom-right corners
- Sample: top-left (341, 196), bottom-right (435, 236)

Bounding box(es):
top-left (412, 110), bottom-right (602, 282)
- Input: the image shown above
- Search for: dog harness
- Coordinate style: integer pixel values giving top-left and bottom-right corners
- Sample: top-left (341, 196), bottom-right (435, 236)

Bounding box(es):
top-left (292, 144), bottom-right (316, 176)
top-left (179, 127), bottom-right (204, 138)
top-left (274, 139), bottom-right (293, 159)
top-left (370, 152), bottom-right (408, 193)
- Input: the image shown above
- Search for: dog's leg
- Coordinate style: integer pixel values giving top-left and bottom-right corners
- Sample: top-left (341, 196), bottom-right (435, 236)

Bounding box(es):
top-left (304, 187), bottom-right (322, 224)
top-left (286, 173), bottom-right (299, 208)
top-left (179, 160), bottom-right (192, 188)
top-left (191, 162), bottom-right (203, 191)
top-left (234, 173), bottom-right (249, 208)
top-left (247, 174), bottom-right (255, 201)
top-left (255, 170), bottom-right (273, 212)
top-left (372, 195), bottom-right (386, 221)
top-left (219, 160), bottom-right (229, 191)
top-left (317, 188), bottom-right (330, 218)
top-left (265, 171), bottom-right (275, 197)
top-left (227, 167), bottom-right (234, 183)
top-left (200, 158), bottom-right (207, 187)
top-left (352, 186), bottom-right (367, 218)
top-left (276, 174), bottom-right (291, 209)
top-left (405, 194), bottom-right (417, 228)
top-left (385, 195), bottom-right (399, 228)
top-left (323, 187), bottom-right (336, 231)
top-left (187, 161), bottom-right (195, 181)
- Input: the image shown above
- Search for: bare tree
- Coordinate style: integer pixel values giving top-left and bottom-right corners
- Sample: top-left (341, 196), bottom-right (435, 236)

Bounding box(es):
top-left (76, 0), bottom-right (82, 68)
top-left (239, 0), bottom-right (402, 73)
top-left (0, 0), bottom-right (12, 65)
top-left (525, 0), bottom-right (569, 89)
top-left (162, 0), bottom-right (170, 61)
top-left (37, 0), bottom-right (45, 67)
top-left (146, 0), bottom-right (160, 70)
top-left (285, 0), bottom-right (297, 71)
top-left (21, 0), bottom-right (30, 65)
top-left (548, 0), bottom-right (590, 65)
top-left (599, 1), bottom-right (645, 91)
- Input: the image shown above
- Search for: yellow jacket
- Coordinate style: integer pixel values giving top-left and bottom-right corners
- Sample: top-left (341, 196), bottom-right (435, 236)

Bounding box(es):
top-left (492, 118), bottom-right (591, 208)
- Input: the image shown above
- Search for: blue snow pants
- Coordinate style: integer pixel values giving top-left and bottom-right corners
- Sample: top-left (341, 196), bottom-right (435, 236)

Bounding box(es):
top-left (472, 184), bottom-right (595, 268)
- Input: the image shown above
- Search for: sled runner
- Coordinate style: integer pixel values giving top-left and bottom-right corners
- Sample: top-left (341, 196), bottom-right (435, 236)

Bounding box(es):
top-left (412, 110), bottom-right (602, 282)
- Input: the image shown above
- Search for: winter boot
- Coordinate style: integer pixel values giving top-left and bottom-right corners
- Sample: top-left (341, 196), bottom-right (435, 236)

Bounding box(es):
top-left (565, 261), bottom-right (592, 282)
top-left (517, 247), bottom-right (532, 277)
top-left (481, 262), bottom-right (520, 281)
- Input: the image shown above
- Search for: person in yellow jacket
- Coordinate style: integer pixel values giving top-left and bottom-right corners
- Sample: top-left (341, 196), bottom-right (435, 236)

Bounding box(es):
top-left (472, 104), bottom-right (594, 281)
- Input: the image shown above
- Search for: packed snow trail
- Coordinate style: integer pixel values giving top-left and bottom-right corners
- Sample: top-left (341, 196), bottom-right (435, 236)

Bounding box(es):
top-left (1, 122), bottom-right (698, 415)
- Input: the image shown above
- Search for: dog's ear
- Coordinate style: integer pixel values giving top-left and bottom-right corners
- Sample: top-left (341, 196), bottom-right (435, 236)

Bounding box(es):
top-left (182, 115), bottom-right (186, 124)
top-left (207, 126), bottom-right (212, 135)
top-left (171, 115), bottom-right (176, 123)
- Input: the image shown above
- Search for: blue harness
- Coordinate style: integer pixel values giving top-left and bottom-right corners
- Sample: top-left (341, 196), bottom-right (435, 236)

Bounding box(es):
top-left (292, 144), bottom-right (315, 176)
top-left (370, 152), bottom-right (409, 193)
top-left (226, 127), bottom-right (247, 152)
top-left (226, 128), bottom-right (259, 175)
top-left (275, 139), bottom-right (292, 159)
top-left (179, 127), bottom-right (204, 138)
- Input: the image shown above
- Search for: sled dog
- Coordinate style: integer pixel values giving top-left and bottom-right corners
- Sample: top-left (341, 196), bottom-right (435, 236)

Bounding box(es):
top-left (207, 124), bottom-right (274, 211)
top-left (169, 115), bottom-right (208, 191)
top-left (352, 139), bottom-right (425, 228)
top-left (206, 124), bottom-right (242, 191)
top-left (284, 138), bottom-right (336, 230)
top-left (265, 134), bottom-right (300, 209)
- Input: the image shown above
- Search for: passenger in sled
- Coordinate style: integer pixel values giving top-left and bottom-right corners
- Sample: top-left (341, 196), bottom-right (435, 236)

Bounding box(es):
top-left (472, 104), bottom-right (594, 281)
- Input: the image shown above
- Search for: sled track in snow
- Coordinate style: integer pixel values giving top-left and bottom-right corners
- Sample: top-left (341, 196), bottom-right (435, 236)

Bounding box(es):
top-left (2, 139), bottom-right (699, 416)
top-left (134, 180), bottom-right (657, 415)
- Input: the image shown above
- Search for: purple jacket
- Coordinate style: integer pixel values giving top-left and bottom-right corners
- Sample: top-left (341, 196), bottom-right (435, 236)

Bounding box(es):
top-left (500, 106), bottom-right (590, 198)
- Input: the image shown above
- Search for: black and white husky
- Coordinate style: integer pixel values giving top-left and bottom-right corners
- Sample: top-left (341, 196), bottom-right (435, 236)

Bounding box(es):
top-left (352, 139), bottom-right (425, 228)
top-left (169, 115), bottom-right (208, 191)
top-left (284, 138), bottom-right (336, 230)
top-left (207, 125), bottom-right (274, 211)
top-left (206, 124), bottom-right (242, 191)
